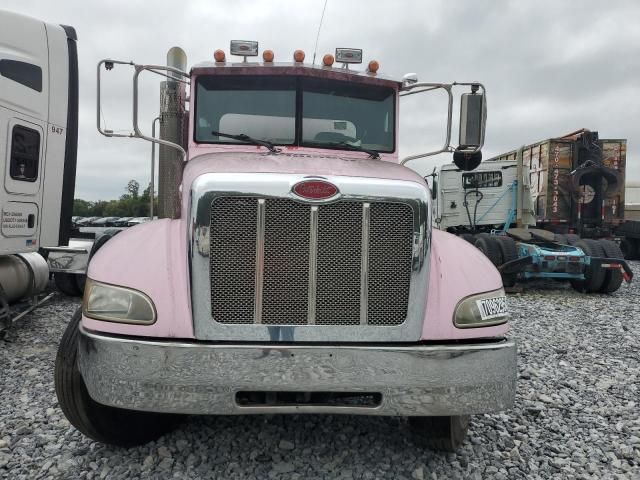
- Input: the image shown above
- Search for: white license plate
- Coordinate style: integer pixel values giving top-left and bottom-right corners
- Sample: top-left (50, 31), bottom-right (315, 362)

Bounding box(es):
top-left (476, 296), bottom-right (508, 320)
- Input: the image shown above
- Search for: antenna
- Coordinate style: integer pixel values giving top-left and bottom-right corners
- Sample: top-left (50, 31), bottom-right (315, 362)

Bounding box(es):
top-left (312, 0), bottom-right (329, 65)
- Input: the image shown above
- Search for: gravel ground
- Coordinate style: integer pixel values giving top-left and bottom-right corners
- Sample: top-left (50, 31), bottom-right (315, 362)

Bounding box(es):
top-left (1, 266), bottom-right (639, 479)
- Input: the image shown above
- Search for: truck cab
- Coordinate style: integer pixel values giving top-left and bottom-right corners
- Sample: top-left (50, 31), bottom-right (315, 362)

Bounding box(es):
top-left (0, 10), bottom-right (80, 322)
top-left (55, 42), bottom-right (516, 451)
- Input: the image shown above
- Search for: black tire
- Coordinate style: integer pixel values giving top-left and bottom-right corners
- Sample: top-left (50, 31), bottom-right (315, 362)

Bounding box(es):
top-left (409, 415), bottom-right (470, 452)
top-left (564, 234), bottom-right (581, 245)
top-left (459, 233), bottom-right (475, 244)
top-left (598, 239), bottom-right (624, 293)
top-left (55, 309), bottom-right (180, 447)
top-left (619, 238), bottom-right (638, 260)
top-left (474, 235), bottom-right (503, 267)
top-left (570, 239), bottom-right (606, 293)
top-left (554, 233), bottom-right (569, 244)
top-left (495, 236), bottom-right (518, 287)
top-left (54, 272), bottom-right (82, 297)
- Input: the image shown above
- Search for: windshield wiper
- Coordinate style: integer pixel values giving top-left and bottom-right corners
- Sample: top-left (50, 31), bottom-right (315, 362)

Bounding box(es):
top-left (211, 131), bottom-right (280, 153)
top-left (305, 141), bottom-right (380, 159)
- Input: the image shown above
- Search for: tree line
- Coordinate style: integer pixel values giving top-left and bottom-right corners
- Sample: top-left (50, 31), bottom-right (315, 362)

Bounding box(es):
top-left (73, 180), bottom-right (157, 217)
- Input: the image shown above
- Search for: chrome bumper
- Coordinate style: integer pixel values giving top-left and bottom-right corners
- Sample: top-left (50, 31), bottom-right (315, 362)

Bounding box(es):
top-left (78, 327), bottom-right (516, 416)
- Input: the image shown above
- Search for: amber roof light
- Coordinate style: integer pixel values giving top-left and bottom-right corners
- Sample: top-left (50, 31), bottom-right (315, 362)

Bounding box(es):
top-left (293, 49), bottom-right (305, 62)
top-left (263, 50), bottom-right (274, 62)
top-left (367, 60), bottom-right (379, 73)
top-left (214, 49), bottom-right (226, 62)
top-left (322, 54), bottom-right (334, 66)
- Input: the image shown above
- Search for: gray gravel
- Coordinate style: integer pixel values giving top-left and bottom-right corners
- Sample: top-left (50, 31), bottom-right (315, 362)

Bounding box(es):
top-left (1, 266), bottom-right (639, 479)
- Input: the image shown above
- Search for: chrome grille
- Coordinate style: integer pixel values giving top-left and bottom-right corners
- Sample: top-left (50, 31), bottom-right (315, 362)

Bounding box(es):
top-left (262, 199), bottom-right (310, 325)
top-left (210, 197), bottom-right (257, 324)
top-left (367, 203), bottom-right (414, 325)
top-left (209, 197), bottom-right (413, 326)
top-left (316, 202), bottom-right (362, 325)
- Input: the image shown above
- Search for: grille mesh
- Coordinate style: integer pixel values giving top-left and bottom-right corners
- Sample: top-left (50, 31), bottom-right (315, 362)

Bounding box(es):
top-left (316, 202), bottom-right (363, 325)
top-left (209, 197), bottom-right (414, 326)
top-left (262, 199), bottom-right (310, 325)
top-left (209, 197), bottom-right (257, 324)
top-left (367, 203), bottom-right (414, 325)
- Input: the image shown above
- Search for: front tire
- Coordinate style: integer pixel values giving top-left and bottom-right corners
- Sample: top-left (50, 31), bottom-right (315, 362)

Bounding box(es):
top-left (55, 308), bottom-right (179, 447)
top-left (409, 415), bottom-right (470, 452)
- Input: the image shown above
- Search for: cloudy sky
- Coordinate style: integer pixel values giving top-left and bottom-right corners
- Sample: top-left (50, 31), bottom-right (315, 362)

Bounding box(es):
top-left (4, 0), bottom-right (640, 200)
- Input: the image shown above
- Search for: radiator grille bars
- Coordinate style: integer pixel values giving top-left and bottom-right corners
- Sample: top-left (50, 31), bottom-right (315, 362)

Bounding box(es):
top-left (210, 197), bottom-right (413, 326)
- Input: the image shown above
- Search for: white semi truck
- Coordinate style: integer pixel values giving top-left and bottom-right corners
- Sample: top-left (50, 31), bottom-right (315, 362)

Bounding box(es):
top-left (0, 10), bottom-right (91, 327)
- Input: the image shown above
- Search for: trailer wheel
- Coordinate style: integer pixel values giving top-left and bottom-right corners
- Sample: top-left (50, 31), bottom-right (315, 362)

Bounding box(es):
top-left (474, 236), bottom-right (503, 267)
top-left (619, 238), bottom-right (638, 260)
top-left (55, 308), bottom-right (180, 446)
top-left (495, 236), bottom-right (518, 287)
top-left (54, 272), bottom-right (83, 297)
top-left (409, 415), bottom-right (470, 452)
top-left (570, 239), bottom-right (606, 293)
top-left (597, 240), bottom-right (624, 293)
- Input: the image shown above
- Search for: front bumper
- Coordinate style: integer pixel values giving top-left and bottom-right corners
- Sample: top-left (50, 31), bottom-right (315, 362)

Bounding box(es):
top-left (78, 327), bottom-right (516, 416)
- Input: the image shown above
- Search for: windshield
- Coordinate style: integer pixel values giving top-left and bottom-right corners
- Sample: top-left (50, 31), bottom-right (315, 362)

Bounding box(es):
top-left (195, 75), bottom-right (396, 153)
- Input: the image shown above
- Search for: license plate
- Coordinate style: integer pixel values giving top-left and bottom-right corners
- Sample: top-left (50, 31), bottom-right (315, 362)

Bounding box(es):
top-left (476, 296), bottom-right (508, 320)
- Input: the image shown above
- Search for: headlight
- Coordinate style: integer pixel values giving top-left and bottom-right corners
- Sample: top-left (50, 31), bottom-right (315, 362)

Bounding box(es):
top-left (454, 288), bottom-right (509, 328)
top-left (83, 278), bottom-right (156, 324)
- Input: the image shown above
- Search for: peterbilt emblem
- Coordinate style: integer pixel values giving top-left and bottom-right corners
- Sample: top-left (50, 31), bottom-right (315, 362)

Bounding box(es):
top-left (292, 180), bottom-right (339, 200)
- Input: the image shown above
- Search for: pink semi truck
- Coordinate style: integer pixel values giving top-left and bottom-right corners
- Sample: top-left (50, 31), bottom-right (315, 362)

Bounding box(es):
top-left (54, 40), bottom-right (516, 451)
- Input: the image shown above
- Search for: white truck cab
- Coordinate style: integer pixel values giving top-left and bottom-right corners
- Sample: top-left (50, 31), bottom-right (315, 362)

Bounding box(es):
top-left (0, 9), bottom-right (80, 322)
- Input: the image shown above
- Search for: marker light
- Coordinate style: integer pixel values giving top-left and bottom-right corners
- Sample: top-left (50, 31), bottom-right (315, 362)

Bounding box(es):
top-left (367, 60), bottom-right (379, 73)
top-left (322, 54), bottom-right (335, 66)
top-left (214, 49), bottom-right (226, 62)
top-left (293, 49), bottom-right (305, 62)
top-left (335, 48), bottom-right (363, 64)
top-left (230, 40), bottom-right (259, 56)
top-left (263, 49), bottom-right (274, 62)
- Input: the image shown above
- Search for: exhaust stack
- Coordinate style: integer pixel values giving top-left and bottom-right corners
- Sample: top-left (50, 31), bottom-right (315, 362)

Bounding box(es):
top-left (158, 47), bottom-right (188, 219)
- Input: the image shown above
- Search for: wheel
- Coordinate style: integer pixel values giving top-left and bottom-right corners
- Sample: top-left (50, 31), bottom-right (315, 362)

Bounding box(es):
top-left (55, 308), bottom-right (180, 446)
top-left (54, 272), bottom-right (82, 296)
top-left (495, 236), bottom-right (518, 287)
top-left (619, 238), bottom-right (638, 260)
top-left (598, 239), bottom-right (624, 293)
top-left (459, 233), bottom-right (475, 244)
top-left (570, 239), bottom-right (606, 293)
top-left (409, 415), bottom-right (470, 452)
top-left (564, 234), bottom-right (581, 245)
top-left (474, 235), bottom-right (503, 267)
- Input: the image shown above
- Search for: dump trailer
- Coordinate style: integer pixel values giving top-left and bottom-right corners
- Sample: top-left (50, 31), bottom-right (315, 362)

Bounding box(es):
top-left (489, 129), bottom-right (640, 259)
top-left (433, 160), bottom-right (633, 292)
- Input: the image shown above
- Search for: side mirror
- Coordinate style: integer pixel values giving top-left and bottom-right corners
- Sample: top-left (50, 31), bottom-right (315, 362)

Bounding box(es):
top-left (459, 89), bottom-right (485, 148)
top-left (454, 86), bottom-right (485, 171)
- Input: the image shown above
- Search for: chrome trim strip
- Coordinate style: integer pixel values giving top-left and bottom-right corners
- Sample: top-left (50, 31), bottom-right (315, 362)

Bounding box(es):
top-left (360, 203), bottom-right (370, 325)
top-left (307, 206), bottom-right (319, 325)
top-left (78, 327), bottom-right (516, 416)
top-left (253, 199), bottom-right (266, 324)
top-left (189, 173), bottom-right (431, 342)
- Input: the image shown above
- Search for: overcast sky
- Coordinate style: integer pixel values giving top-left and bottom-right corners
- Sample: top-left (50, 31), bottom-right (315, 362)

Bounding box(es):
top-left (4, 0), bottom-right (640, 200)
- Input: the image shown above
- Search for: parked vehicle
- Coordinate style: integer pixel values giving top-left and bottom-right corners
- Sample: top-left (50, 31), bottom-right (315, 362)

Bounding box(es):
top-left (489, 129), bottom-right (640, 260)
top-left (431, 135), bottom-right (633, 292)
top-left (49, 39), bottom-right (516, 451)
top-left (0, 10), bottom-right (84, 324)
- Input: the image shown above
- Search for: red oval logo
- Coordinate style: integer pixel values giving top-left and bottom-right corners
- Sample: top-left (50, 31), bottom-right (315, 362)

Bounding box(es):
top-left (292, 180), bottom-right (338, 200)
